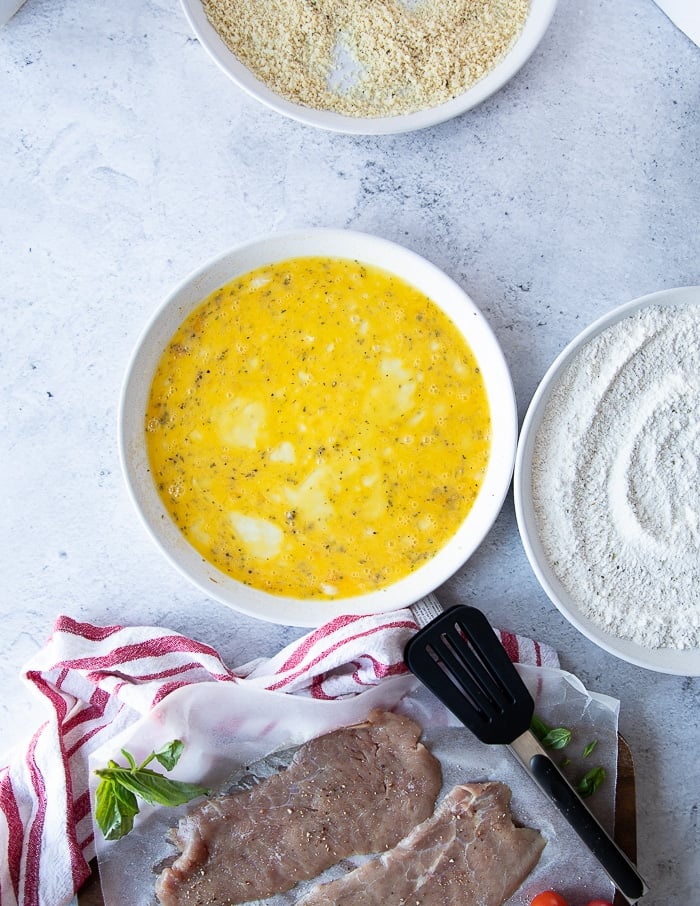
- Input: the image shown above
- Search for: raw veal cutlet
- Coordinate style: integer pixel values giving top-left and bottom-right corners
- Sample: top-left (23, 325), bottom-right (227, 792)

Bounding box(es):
top-left (297, 782), bottom-right (546, 906)
top-left (155, 709), bottom-right (442, 905)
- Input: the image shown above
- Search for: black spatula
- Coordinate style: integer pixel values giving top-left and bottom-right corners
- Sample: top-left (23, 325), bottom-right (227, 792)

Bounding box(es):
top-left (404, 604), bottom-right (648, 904)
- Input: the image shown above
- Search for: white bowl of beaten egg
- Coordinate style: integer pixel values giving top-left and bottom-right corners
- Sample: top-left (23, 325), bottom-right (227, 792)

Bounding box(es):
top-left (515, 287), bottom-right (700, 676)
top-left (180, 0), bottom-right (558, 134)
top-left (120, 230), bottom-right (517, 626)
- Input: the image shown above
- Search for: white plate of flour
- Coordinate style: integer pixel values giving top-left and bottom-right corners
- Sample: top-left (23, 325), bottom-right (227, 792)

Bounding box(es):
top-left (180, 0), bottom-right (558, 134)
top-left (515, 286), bottom-right (700, 676)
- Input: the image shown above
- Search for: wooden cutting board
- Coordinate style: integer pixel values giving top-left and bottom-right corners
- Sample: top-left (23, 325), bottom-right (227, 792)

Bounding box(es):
top-left (613, 734), bottom-right (638, 906)
top-left (78, 734), bottom-right (638, 905)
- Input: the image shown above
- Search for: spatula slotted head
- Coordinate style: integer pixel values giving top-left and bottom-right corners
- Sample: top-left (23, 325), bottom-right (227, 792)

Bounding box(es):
top-left (405, 605), bottom-right (534, 745)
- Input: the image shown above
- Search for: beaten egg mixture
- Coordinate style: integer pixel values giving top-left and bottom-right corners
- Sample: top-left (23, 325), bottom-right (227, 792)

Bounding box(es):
top-left (146, 257), bottom-right (491, 599)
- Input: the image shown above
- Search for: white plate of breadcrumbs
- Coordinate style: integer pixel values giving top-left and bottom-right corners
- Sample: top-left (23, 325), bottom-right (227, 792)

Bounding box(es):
top-left (180, 0), bottom-right (558, 134)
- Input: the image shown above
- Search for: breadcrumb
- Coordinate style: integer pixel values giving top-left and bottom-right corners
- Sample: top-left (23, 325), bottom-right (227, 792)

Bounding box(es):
top-left (202, 0), bottom-right (530, 117)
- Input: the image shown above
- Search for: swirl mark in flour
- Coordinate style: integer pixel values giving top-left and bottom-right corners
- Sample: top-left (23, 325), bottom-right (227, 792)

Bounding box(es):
top-left (532, 303), bottom-right (700, 650)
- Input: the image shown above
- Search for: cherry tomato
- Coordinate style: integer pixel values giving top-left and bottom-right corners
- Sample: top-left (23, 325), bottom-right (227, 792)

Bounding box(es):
top-left (585, 901), bottom-right (614, 906)
top-left (530, 893), bottom-right (569, 906)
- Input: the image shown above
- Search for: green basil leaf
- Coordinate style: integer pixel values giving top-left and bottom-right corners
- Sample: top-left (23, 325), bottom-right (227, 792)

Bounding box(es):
top-left (577, 766), bottom-right (606, 798)
top-left (108, 766), bottom-right (209, 807)
top-left (154, 739), bottom-right (184, 772)
top-left (531, 714), bottom-right (572, 749)
top-left (530, 714), bottom-right (550, 741)
top-left (94, 777), bottom-right (139, 841)
top-left (582, 739), bottom-right (598, 758)
top-left (94, 740), bottom-right (209, 840)
top-left (120, 748), bottom-right (137, 771)
top-left (541, 727), bottom-right (572, 750)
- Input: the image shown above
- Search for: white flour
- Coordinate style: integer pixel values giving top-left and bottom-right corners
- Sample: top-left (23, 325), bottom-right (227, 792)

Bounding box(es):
top-left (532, 303), bottom-right (700, 649)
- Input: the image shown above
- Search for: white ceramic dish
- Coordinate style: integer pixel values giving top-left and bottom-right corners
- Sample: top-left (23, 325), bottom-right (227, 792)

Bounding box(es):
top-left (514, 286), bottom-right (700, 676)
top-left (180, 0), bottom-right (558, 135)
top-left (120, 229), bottom-right (518, 627)
top-left (0, 0), bottom-right (27, 27)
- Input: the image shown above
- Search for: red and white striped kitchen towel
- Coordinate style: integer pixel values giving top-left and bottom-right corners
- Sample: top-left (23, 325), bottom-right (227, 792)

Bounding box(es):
top-left (0, 609), bottom-right (557, 906)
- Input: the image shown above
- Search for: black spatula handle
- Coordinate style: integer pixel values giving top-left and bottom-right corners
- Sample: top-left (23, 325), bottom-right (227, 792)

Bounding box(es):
top-left (528, 750), bottom-right (647, 903)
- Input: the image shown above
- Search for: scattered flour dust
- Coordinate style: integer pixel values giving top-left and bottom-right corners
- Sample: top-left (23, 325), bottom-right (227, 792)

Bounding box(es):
top-left (532, 303), bottom-right (700, 650)
top-left (201, 0), bottom-right (530, 117)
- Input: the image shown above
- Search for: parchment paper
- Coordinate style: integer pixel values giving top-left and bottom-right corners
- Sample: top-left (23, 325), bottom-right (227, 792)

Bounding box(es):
top-left (89, 665), bottom-right (619, 905)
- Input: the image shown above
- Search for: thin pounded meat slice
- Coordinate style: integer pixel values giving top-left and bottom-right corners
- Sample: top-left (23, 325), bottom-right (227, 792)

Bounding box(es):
top-left (297, 781), bottom-right (546, 906)
top-left (155, 709), bottom-right (442, 905)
